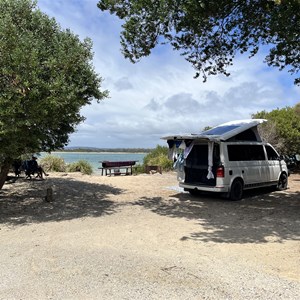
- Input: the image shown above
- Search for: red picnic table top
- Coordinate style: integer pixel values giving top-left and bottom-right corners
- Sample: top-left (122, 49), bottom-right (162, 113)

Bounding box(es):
top-left (100, 161), bottom-right (137, 168)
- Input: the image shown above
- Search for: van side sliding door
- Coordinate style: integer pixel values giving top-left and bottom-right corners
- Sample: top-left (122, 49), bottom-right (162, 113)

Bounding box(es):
top-left (227, 144), bottom-right (267, 185)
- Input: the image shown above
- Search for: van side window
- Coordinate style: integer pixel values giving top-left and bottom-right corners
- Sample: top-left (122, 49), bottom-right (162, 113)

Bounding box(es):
top-left (265, 145), bottom-right (279, 160)
top-left (228, 145), bottom-right (265, 161)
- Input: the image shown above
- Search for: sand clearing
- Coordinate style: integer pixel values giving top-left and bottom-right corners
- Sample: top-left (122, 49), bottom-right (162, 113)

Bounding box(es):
top-left (0, 171), bottom-right (299, 299)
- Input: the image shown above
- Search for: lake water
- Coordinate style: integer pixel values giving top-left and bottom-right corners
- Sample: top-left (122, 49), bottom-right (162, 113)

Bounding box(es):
top-left (40, 152), bottom-right (147, 174)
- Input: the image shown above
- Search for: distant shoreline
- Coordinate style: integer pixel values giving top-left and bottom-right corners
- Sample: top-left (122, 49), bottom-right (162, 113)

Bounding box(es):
top-left (51, 151), bottom-right (148, 155)
top-left (59, 148), bottom-right (153, 154)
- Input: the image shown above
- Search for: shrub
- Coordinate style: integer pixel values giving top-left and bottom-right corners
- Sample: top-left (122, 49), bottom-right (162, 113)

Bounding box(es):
top-left (133, 164), bottom-right (145, 175)
top-left (40, 155), bottom-right (66, 172)
top-left (143, 145), bottom-right (173, 171)
top-left (67, 160), bottom-right (93, 175)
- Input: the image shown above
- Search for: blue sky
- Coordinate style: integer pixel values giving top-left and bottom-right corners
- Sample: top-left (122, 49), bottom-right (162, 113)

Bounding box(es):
top-left (37, 0), bottom-right (300, 149)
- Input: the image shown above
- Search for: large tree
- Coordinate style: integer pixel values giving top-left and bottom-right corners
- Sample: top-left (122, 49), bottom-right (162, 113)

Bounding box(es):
top-left (253, 104), bottom-right (300, 154)
top-left (98, 0), bottom-right (300, 84)
top-left (0, 0), bottom-right (108, 188)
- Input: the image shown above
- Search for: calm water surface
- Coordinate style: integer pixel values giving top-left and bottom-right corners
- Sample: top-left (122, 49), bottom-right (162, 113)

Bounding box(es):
top-left (40, 152), bottom-right (147, 174)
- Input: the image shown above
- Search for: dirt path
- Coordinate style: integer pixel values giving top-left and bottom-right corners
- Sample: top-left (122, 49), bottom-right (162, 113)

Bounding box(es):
top-left (0, 172), bottom-right (299, 299)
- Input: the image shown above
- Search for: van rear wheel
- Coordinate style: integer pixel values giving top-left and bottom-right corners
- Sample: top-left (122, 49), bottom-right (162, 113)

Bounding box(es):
top-left (277, 173), bottom-right (288, 190)
top-left (229, 179), bottom-right (243, 201)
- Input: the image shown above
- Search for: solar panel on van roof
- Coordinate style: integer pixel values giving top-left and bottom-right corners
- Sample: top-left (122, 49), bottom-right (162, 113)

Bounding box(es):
top-left (200, 125), bottom-right (240, 136)
top-left (161, 119), bottom-right (267, 141)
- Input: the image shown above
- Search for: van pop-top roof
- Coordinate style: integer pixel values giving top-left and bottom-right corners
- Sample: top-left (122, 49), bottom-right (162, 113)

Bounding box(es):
top-left (162, 119), bottom-right (267, 142)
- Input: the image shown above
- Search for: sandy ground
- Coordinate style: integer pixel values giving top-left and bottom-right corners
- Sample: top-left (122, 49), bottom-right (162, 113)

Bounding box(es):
top-left (0, 171), bottom-right (299, 299)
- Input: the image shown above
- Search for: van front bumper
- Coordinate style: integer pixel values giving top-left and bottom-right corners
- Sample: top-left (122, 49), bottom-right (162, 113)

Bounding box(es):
top-left (179, 182), bottom-right (229, 193)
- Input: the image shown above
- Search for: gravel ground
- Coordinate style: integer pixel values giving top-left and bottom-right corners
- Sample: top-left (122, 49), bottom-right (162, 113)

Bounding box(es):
top-left (0, 171), bottom-right (299, 299)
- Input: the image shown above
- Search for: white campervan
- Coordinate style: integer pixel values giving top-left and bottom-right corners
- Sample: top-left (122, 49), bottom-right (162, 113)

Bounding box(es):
top-left (163, 119), bottom-right (288, 200)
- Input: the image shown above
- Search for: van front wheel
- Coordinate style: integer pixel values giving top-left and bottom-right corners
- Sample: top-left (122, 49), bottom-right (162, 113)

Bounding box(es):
top-left (229, 179), bottom-right (243, 201)
top-left (277, 173), bottom-right (288, 191)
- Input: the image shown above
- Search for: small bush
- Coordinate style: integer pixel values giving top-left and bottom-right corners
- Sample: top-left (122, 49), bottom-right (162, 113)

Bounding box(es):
top-left (133, 164), bottom-right (145, 175)
top-left (143, 145), bottom-right (173, 171)
top-left (67, 160), bottom-right (93, 175)
top-left (40, 155), bottom-right (66, 172)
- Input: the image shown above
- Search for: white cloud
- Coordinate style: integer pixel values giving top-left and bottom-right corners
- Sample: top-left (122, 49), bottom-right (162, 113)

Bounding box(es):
top-left (113, 77), bottom-right (134, 91)
top-left (37, 0), bottom-right (300, 148)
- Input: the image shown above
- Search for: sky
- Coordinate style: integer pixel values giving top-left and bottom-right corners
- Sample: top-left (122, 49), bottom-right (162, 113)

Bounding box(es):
top-left (37, 0), bottom-right (300, 149)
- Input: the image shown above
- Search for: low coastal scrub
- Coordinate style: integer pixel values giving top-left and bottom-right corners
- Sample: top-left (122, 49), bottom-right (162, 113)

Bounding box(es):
top-left (40, 155), bottom-right (66, 172)
top-left (67, 160), bottom-right (93, 175)
top-left (142, 145), bottom-right (173, 172)
top-left (40, 155), bottom-right (93, 175)
top-left (132, 164), bottom-right (145, 175)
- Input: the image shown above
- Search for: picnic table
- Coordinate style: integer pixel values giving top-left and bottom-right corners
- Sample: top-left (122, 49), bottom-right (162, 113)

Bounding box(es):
top-left (99, 160), bottom-right (138, 176)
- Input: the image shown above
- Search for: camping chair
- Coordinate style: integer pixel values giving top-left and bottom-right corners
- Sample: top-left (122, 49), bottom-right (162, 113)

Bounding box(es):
top-left (23, 160), bottom-right (43, 179)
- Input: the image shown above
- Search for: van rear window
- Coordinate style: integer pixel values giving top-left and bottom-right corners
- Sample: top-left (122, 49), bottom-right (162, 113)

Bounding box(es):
top-left (186, 144), bottom-right (220, 167)
top-left (228, 145), bottom-right (265, 161)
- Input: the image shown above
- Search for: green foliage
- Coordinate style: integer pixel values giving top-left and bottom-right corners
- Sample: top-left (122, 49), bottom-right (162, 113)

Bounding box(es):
top-left (38, 155), bottom-right (93, 174)
top-left (202, 126), bottom-right (212, 131)
top-left (295, 103), bottom-right (300, 117)
top-left (0, 0), bottom-right (108, 162)
top-left (67, 160), bottom-right (93, 175)
top-left (143, 145), bottom-right (173, 171)
top-left (98, 0), bottom-right (300, 85)
top-left (40, 155), bottom-right (66, 172)
top-left (132, 164), bottom-right (145, 175)
top-left (253, 104), bottom-right (300, 154)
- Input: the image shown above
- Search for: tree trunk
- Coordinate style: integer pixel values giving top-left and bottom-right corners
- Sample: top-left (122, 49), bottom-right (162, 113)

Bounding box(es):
top-left (0, 160), bottom-right (12, 190)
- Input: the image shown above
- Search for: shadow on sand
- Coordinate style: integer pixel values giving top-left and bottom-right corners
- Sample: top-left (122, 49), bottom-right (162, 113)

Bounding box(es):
top-left (133, 182), bottom-right (300, 244)
top-left (0, 176), bottom-right (124, 226)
